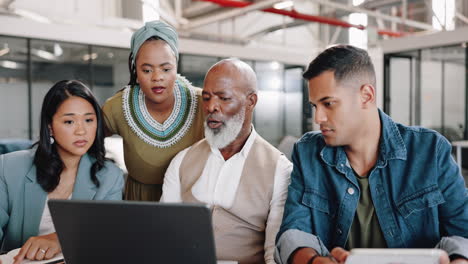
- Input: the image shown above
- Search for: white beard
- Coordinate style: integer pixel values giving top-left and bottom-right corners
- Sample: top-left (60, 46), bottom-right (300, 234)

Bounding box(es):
top-left (204, 108), bottom-right (245, 149)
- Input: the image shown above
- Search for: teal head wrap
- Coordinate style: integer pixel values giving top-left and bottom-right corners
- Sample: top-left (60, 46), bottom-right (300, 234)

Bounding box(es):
top-left (130, 20), bottom-right (179, 64)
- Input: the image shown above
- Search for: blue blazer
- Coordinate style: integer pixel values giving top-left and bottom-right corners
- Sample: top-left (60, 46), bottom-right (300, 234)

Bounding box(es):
top-left (0, 149), bottom-right (124, 252)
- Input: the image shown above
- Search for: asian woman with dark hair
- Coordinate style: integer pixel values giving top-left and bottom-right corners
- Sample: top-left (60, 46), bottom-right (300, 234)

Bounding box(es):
top-left (0, 80), bottom-right (124, 263)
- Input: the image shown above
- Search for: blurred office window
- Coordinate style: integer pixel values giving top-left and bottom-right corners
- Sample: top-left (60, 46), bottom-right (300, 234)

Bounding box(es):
top-left (91, 46), bottom-right (128, 105)
top-left (284, 67), bottom-right (303, 138)
top-left (179, 54), bottom-right (219, 88)
top-left (0, 36), bottom-right (29, 138)
top-left (421, 49), bottom-right (443, 133)
top-left (30, 40), bottom-right (91, 140)
top-left (255, 61), bottom-right (284, 146)
top-left (441, 46), bottom-right (465, 140)
top-left (0, 36), bottom-right (306, 147)
top-left (432, 0), bottom-right (455, 31)
top-left (385, 44), bottom-right (466, 142)
top-left (389, 57), bottom-right (412, 125)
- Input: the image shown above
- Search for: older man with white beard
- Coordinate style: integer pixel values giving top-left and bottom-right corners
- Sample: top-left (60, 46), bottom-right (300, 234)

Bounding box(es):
top-left (161, 58), bottom-right (292, 264)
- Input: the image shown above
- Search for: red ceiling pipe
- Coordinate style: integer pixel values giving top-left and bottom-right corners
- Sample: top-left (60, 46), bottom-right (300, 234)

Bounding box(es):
top-left (197, 0), bottom-right (406, 37)
top-left (266, 7), bottom-right (365, 30)
top-left (377, 29), bottom-right (404, 37)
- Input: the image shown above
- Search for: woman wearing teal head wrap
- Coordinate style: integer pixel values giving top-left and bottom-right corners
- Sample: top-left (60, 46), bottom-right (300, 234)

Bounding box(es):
top-left (102, 20), bottom-right (204, 201)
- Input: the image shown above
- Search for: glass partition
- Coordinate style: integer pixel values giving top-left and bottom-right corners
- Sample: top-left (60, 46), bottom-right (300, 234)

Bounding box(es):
top-left (30, 40), bottom-right (91, 140)
top-left (284, 67), bottom-right (303, 138)
top-left (385, 44), bottom-right (466, 142)
top-left (179, 54), bottom-right (219, 88)
top-left (0, 36), bottom-right (29, 139)
top-left (420, 51), bottom-right (443, 133)
top-left (389, 57), bottom-right (412, 125)
top-left (255, 61), bottom-right (285, 146)
top-left (0, 36), bottom-right (306, 147)
top-left (91, 46), bottom-right (128, 105)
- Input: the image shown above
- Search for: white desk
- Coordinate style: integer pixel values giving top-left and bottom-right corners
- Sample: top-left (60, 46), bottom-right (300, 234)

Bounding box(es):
top-left (452, 140), bottom-right (468, 171)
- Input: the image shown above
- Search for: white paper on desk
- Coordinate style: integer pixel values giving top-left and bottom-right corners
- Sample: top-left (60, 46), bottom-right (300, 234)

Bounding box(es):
top-left (0, 248), bottom-right (64, 264)
top-left (345, 254), bottom-right (440, 264)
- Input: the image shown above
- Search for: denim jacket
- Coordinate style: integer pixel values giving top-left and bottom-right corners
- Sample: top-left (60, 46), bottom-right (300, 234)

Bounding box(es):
top-left (275, 109), bottom-right (468, 263)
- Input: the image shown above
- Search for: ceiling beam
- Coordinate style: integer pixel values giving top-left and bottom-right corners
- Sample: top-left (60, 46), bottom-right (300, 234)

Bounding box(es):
top-left (311, 0), bottom-right (435, 31)
top-left (455, 12), bottom-right (468, 25)
top-left (199, 0), bottom-right (407, 37)
top-left (159, 0), bottom-right (175, 18)
top-left (360, 0), bottom-right (402, 10)
top-left (142, 0), bottom-right (179, 27)
top-left (175, 0), bottom-right (182, 21)
top-left (0, 0), bottom-right (15, 9)
top-left (246, 20), bottom-right (308, 39)
top-left (182, 0), bottom-right (283, 30)
top-left (183, 2), bottom-right (219, 18)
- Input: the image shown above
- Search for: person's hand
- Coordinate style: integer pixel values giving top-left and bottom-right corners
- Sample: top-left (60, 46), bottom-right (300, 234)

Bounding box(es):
top-left (308, 256), bottom-right (338, 264)
top-left (291, 247), bottom-right (350, 264)
top-left (439, 251), bottom-right (450, 264)
top-left (12, 233), bottom-right (61, 264)
top-left (304, 248), bottom-right (350, 264)
top-left (329, 247), bottom-right (350, 263)
top-left (450, 258), bottom-right (468, 264)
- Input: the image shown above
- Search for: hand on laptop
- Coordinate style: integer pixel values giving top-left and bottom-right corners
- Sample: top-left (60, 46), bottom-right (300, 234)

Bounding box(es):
top-left (439, 251), bottom-right (468, 264)
top-left (446, 254), bottom-right (468, 264)
top-left (12, 232), bottom-right (61, 264)
top-left (451, 259), bottom-right (468, 264)
top-left (293, 247), bottom-right (458, 264)
top-left (331, 248), bottom-right (455, 264)
top-left (292, 247), bottom-right (349, 263)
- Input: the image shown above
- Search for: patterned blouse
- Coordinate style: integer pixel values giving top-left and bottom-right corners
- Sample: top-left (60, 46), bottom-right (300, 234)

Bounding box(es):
top-left (102, 75), bottom-right (205, 201)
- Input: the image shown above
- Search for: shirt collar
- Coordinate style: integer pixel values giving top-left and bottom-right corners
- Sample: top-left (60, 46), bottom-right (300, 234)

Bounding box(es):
top-left (320, 108), bottom-right (407, 168)
top-left (210, 125), bottom-right (257, 159)
top-left (377, 108), bottom-right (407, 161)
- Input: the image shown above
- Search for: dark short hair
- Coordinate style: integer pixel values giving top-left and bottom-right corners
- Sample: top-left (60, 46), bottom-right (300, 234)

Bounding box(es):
top-left (34, 80), bottom-right (105, 192)
top-left (303, 45), bottom-right (375, 87)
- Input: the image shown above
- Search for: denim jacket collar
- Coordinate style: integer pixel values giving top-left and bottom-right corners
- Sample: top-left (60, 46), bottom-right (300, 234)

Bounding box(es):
top-left (320, 109), bottom-right (407, 168)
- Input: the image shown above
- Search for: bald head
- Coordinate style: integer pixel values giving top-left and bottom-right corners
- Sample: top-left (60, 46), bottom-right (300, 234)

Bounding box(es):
top-left (202, 58), bottom-right (258, 150)
top-left (205, 58), bottom-right (257, 95)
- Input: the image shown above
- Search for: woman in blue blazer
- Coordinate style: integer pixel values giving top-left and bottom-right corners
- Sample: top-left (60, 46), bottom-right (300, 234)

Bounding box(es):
top-left (0, 80), bottom-right (124, 263)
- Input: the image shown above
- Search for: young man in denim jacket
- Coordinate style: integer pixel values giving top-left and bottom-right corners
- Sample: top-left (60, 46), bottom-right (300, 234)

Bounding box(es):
top-left (275, 45), bottom-right (468, 264)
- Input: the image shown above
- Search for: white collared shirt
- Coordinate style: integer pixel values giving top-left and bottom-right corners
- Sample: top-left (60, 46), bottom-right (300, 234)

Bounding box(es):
top-left (39, 195), bottom-right (72, 236)
top-left (162, 128), bottom-right (292, 264)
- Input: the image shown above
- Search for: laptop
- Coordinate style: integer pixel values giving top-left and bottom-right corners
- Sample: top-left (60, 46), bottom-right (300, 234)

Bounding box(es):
top-left (345, 248), bottom-right (445, 264)
top-left (48, 200), bottom-right (217, 264)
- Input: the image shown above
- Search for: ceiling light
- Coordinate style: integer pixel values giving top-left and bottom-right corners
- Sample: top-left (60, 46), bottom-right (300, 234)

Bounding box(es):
top-left (274, 0), bottom-right (294, 10)
top-left (82, 53), bottom-right (98, 61)
top-left (31, 49), bottom-right (58, 61)
top-left (270, 61), bottom-right (281, 70)
top-left (0, 60), bottom-right (26, 69)
top-left (268, 76), bottom-right (283, 91)
top-left (53, 43), bottom-right (63, 57)
top-left (352, 0), bottom-right (365, 6)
